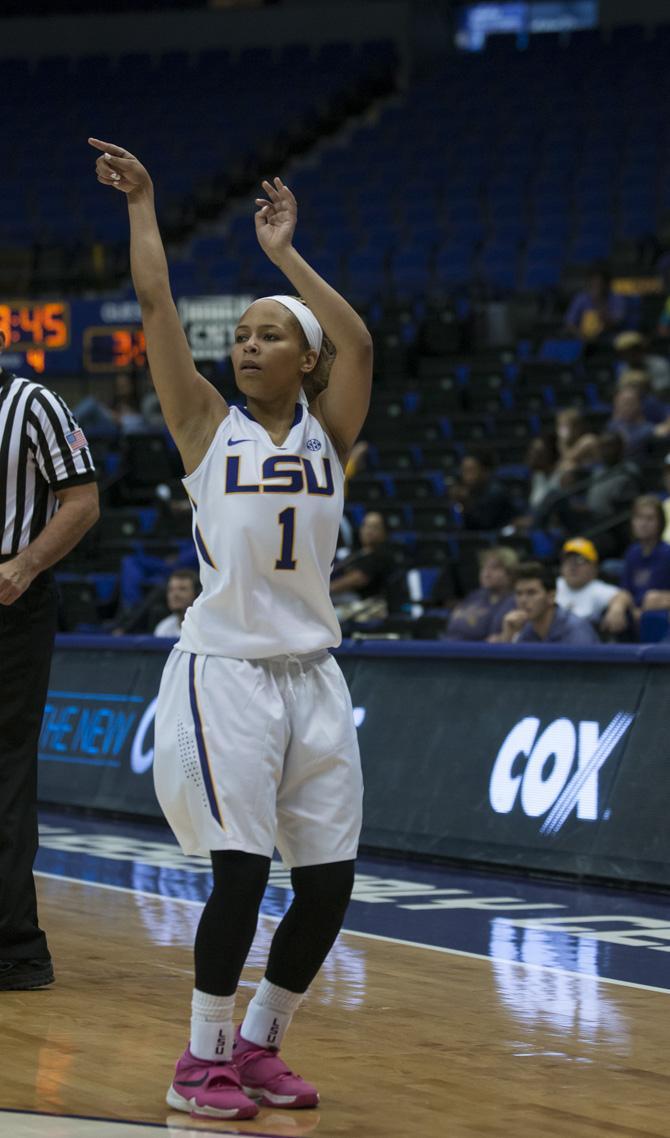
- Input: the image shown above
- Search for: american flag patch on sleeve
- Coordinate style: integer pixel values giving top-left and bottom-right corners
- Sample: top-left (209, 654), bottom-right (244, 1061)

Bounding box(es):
top-left (65, 428), bottom-right (88, 453)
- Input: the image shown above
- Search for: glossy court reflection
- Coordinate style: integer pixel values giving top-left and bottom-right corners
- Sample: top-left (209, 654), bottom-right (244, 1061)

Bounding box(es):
top-left (2, 812), bottom-right (670, 1138)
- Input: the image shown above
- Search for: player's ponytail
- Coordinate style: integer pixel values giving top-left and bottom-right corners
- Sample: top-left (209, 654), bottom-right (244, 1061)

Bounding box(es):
top-left (302, 331), bottom-right (336, 402)
top-left (290, 295), bottom-right (336, 402)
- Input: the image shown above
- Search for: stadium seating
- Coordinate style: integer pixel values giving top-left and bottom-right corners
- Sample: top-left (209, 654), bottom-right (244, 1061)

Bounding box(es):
top-left (45, 25), bottom-right (670, 634)
top-left (0, 40), bottom-right (399, 290)
top-left (7, 25), bottom-right (670, 301)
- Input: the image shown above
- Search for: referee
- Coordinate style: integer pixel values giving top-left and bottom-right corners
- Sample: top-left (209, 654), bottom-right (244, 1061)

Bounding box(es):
top-left (0, 351), bottom-right (99, 991)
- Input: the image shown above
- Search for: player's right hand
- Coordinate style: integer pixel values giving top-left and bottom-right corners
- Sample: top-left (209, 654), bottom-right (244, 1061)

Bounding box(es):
top-left (88, 138), bottom-right (152, 195)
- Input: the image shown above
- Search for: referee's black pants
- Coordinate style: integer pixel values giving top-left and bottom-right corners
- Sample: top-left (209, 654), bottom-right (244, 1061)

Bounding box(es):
top-left (0, 572), bottom-right (57, 961)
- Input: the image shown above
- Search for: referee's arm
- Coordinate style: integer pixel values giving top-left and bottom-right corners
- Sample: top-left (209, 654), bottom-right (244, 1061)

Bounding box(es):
top-left (0, 381), bottom-right (100, 605)
top-left (0, 481), bottom-right (99, 604)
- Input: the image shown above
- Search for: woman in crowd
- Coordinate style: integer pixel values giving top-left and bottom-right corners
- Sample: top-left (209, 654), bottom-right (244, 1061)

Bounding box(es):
top-left (444, 546), bottom-right (519, 641)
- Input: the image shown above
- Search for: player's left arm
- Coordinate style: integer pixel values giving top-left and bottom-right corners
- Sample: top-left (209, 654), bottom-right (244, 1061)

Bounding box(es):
top-left (255, 178), bottom-right (373, 459)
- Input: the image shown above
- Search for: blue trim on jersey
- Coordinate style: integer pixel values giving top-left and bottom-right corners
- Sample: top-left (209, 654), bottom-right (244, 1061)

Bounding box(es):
top-left (187, 655), bottom-right (222, 825)
top-left (194, 523), bottom-right (216, 569)
top-left (240, 401), bottom-right (303, 428)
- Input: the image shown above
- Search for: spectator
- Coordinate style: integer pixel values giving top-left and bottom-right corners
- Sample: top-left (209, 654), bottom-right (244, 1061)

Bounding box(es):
top-left (330, 510), bottom-right (394, 617)
top-left (527, 433), bottom-right (562, 512)
top-left (118, 540), bottom-right (199, 613)
top-left (109, 373), bottom-right (147, 434)
top-left (75, 373), bottom-right (148, 438)
top-left (139, 367), bottom-right (166, 430)
top-left (582, 431), bottom-right (640, 522)
top-left (656, 280), bottom-right (670, 339)
top-left (622, 495), bottom-right (670, 615)
top-left (444, 546), bottom-right (518, 642)
top-left (564, 264), bottom-right (627, 342)
top-left (556, 538), bottom-right (631, 636)
top-left (339, 439), bottom-right (369, 554)
top-left (74, 391), bottom-right (118, 439)
top-left (662, 454), bottom-right (670, 542)
top-left (533, 432), bottom-right (639, 547)
top-left (555, 408), bottom-right (599, 475)
top-left (614, 330), bottom-right (670, 396)
top-left (511, 434), bottom-right (562, 531)
top-left (614, 367), bottom-right (668, 425)
top-left (154, 570), bottom-right (200, 638)
top-left (608, 385), bottom-right (670, 459)
top-left (500, 562), bottom-right (599, 645)
top-left (449, 449), bottom-right (512, 531)
top-left (522, 411), bottom-right (598, 528)
top-left (343, 439), bottom-right (369, 496)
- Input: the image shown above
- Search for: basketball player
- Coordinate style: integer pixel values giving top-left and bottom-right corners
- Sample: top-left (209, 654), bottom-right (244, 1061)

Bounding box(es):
top-left (90, 138), bottom-right (372, 1120)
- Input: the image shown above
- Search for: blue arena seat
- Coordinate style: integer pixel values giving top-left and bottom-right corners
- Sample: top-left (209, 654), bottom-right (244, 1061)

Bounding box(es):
top-left (406, 566), bottom-right (442, 610)
top-left (521, 260), bottom-right (562, 290)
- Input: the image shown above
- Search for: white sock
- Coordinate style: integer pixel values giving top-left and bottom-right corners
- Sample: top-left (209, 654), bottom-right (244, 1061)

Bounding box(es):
top-left (240, 978), bottom-right (305, 1050)
top-left (190, 989), bottom-right (236, 1062)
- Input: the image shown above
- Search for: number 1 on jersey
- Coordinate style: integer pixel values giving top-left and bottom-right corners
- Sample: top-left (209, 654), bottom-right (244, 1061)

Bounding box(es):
top-left (275, 507), bottom-right (297, 570)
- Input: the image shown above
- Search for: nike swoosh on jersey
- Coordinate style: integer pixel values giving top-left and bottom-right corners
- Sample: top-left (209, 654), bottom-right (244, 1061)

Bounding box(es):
top-left (228, 437), bottom-right (254, 446)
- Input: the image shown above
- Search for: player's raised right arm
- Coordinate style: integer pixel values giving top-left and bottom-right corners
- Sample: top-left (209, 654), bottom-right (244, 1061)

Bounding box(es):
top-left (88, 139), bottom-right (227, 473)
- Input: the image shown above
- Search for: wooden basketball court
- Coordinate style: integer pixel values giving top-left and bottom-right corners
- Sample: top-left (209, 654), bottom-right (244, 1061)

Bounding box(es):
top-left (3, 870), bottom-right (669, 1138)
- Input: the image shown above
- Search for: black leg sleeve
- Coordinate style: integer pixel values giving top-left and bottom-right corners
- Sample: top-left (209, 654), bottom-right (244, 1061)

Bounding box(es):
top-left (265, 860), bottom-right (355, 993)
top-left (194, 849), bottom-right (271, 996)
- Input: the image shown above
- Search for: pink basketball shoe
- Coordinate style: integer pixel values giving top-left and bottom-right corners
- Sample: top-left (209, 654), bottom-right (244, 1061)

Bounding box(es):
top-left (233, 1028), bottom-right (320, 1109)
top-left (166, 1046), bottom-right (259, 1119)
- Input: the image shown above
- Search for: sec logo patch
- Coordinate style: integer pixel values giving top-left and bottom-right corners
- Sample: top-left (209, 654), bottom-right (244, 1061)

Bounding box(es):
top-left (306, 438), bottom-right (322, 451)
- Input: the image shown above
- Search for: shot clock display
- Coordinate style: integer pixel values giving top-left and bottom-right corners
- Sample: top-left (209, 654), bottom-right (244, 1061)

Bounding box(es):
top-left (83, 326), bottom-right (147, 373)
top-left (0, 302), bottom-right (70, 351)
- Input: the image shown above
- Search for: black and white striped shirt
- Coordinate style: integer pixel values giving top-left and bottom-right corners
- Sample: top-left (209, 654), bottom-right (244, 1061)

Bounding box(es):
top-left (0, 371), bottom-right (96, 557)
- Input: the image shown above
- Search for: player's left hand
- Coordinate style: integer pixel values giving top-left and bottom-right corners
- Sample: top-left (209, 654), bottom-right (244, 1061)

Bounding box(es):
top-left (254, 177), bottom-right (297, 263)
top-left (0, 554), bottom-right (35, 604)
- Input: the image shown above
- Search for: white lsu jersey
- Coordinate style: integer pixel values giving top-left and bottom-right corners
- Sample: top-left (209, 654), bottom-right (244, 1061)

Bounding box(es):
top-left (177, 393), bottom-right (344, 658)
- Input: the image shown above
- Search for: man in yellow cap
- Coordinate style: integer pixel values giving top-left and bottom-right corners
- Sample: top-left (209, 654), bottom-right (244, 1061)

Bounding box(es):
top-left (557, 537), bottom-right (631, 635)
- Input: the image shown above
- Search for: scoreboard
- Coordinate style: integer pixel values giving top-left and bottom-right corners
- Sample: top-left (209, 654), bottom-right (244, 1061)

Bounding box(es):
top-left (0, 294), bottom-right (253, 377)
top-left (83, 327), bottom-right (148, 373)
top-left (0, 302), bottom-right (69, 352)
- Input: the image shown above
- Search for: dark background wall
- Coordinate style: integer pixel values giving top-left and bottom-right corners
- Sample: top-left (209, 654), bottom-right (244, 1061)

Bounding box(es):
top-left (0, 2), bottom-right (409, 58)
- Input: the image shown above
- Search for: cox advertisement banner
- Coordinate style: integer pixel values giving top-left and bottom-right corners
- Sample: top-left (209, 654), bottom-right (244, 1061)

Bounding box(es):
top-left (38, 640), bottom-right (670, 886)
top-left (347, 656), bottom-right (646, 873)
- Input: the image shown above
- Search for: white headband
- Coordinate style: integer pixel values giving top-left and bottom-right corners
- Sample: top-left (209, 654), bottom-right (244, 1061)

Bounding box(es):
top-left (259, 294), bottom-right (324, 356)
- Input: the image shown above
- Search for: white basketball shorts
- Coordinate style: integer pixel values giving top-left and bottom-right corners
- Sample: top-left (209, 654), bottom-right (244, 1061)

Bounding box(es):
top-left (153, 647), bottom-right (363, 867)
